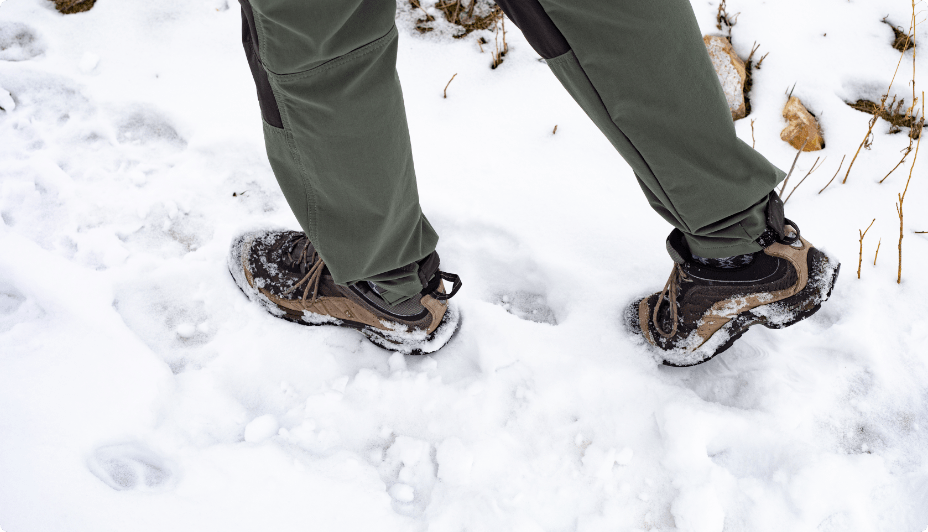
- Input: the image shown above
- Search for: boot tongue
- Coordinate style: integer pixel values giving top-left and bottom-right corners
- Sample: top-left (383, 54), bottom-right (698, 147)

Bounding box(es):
top-left (281, 235), bottom-right (319, 275)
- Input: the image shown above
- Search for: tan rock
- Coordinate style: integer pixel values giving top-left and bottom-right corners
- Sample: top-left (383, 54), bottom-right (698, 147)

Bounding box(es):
top-left (703, 35), bottom-right (747, 121)
top-left (780, 97), bottom-right (824, 151)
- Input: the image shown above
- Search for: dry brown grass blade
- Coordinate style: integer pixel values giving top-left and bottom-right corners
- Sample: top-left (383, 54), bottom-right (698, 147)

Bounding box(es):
top-left (784, 156), bottom-right (825, 203)
top-left (843, 11), bottom-right (916, 184)
top-left (755, 52), bottom-right (769, 69)
top-left (859, 218), bottom-right (876, 279)
top-left (443, 73), bottom-right (458, 99)
top-left (896, 92), bottom-right (924, 284)
top-left (819, 155), bottom-right (846, 194)
top-left (880, 143), bottom-right (915, 183)
top-left (779, 136), bottom-right (810, 196)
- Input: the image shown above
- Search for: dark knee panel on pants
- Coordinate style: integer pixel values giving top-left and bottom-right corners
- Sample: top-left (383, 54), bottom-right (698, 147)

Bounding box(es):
top-left (239, 0), bottom-right (283, 128)
top-left (494, 0), bottom-right (569, 59)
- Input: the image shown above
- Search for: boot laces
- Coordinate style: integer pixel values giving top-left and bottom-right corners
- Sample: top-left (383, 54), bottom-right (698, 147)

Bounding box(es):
top-left (274, 234), bottom-right (326, 304)
top-left (653, 263), bottom-right (688, 339)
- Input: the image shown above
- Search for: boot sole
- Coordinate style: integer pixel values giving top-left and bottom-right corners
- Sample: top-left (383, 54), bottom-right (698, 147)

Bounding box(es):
top-left (628, 254), bottom-right (841, 367)
top-left (227, 231), bottom-right (461, 356)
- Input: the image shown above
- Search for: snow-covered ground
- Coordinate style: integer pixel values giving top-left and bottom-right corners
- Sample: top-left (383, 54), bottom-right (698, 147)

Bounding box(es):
top-left (1, 0), bottom-right (927, 529)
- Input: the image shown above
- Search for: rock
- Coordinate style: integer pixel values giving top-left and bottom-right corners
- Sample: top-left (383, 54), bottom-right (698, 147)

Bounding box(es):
top-left (704, 35), bottom-right (747, 121)
top-left (52, 0), bottom-right (96, 14)
top-left (780, 97), bottom-right (824, 151)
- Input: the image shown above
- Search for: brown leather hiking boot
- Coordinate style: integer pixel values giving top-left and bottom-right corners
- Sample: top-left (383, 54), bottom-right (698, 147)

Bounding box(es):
top-left (626, 219), bottom-right (840, 367)
top-left (228, 229), bottom-right (461, 354)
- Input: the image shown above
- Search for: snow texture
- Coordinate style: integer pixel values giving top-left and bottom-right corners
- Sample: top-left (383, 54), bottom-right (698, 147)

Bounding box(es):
top-left (1, 0), bottom-right (928, 530)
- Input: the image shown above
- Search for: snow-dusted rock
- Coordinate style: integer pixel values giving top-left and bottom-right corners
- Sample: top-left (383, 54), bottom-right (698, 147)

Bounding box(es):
top-left (704, 35), bottom-right (747, 120)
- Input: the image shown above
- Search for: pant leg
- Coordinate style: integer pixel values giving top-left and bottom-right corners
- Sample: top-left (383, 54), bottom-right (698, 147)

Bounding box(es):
top-left (496, 0), bottom-right (785, 258)
top-left (238, 0), bottom-right (437, 300)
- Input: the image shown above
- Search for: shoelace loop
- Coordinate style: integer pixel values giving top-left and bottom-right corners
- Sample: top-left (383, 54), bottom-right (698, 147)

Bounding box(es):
top-left (653, 219), bottom-right (801, 339)
top-left (653, 263), bottom-right (688, 339)
top-left (423, 271), bottom-right (462, 301)
top-left (276, 235), bottom-right (326, 304)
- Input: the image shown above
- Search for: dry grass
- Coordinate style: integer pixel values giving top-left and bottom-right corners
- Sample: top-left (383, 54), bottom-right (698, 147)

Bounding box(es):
top-left (716, 0), bottom-right (739, 39)
top-left (412, 0), bottom-right (504, 39)
top-left (847, 98), bottom-right (923, 139)
top-left (858, 218), bottom-right (876, 279)
top-left (443, 73), bottom-right (458, 98)
top-left (784, 156), bottom-right (825, 203)
top-left (491, 14), bottom-right (508, 68)
top-left (883, 17), bottom-right (917, 52)
top-left (895, 93), bottom-right (924, 284)
top-left (841, 11), bottom-right (921, 184)
top-left (818, 154), bottom-right (846, 194)
top-left (52, 0), bottom-right (95, 14)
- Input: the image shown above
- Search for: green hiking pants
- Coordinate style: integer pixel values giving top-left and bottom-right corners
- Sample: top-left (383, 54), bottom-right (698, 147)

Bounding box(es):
top-left (238, 0), bottom-right (785, 302)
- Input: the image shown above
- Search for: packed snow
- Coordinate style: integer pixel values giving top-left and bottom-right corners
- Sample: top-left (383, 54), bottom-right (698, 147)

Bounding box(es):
top-left (1, 0), bottom-right (928, 530)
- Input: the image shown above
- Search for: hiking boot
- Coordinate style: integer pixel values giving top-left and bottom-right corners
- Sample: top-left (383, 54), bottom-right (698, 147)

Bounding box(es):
top-left (626, 218), bottom-right (840, 367)
top-left (228, 229), bottom-right (462, 354)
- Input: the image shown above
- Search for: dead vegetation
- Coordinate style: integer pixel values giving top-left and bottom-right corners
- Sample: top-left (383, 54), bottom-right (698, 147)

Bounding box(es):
top-left (712, 2), bottom-right (767, 120)
top-left (52, 0), bottom-right (95, 14)
top-left (716, 0), bottom-right (739, 39)
top-left (847, 98), bottom-right (923, 139)
top-left (883, 16), bottom-right (916, 52)
top-left (858, 218), bottom-right (876, 279)
top-left (895, 93), bottom-right (923, 284)
top-left (784, 155), bottom-right (825, 203)
top-left (491, 15), bottom-right (508, 68)
top-left (443, 73), bottom-right (457, 98)
top-left (844, 6), bottom-right (924, 184)
top-left (411, 0), bottom-right (503, 39)
top-left (818, 155), bottom-right (846, 194)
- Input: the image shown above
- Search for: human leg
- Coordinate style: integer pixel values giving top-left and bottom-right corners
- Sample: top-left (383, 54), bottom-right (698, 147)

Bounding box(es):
top-left (496, 0), bottom-right (782, 258)
top-left (238, 0), bottom-right (437, 302)
top-left (230, 0), bottom-right (461, 351)
top-left (494, 0), bottom-right (839, 363)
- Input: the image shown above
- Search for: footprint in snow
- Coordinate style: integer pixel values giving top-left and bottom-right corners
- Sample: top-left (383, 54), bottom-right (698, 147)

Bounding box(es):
top-left (0, 280), bottom-right (46, 333)
top-left (88, 443), bottom-right (174, 492)
top-left (377, 436), bottom-right (437, 517)
top-left (0, 22), bottom-right (45, 62)
top-left (113, 285), bottom-right (216, 373)
top-left (116, 106), bottom-right (186, 149)
top-left (435, 221), bottom-right (560, 324)
top-left (495, 290), bottom-right (557, 325)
